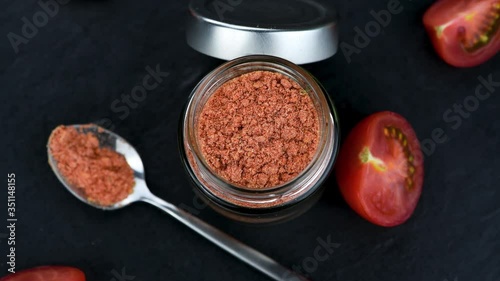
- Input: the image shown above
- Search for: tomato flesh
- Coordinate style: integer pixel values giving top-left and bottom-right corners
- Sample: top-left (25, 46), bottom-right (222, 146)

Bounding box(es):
top-left (335, 111), bottom-right (424, 227)
top-left (423, 0), bottom-right (500, 67)
top-left (0, 266), bottom-right (85, 281)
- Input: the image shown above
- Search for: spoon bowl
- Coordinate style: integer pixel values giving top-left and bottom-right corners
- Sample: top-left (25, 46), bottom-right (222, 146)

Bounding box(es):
top-left (47, 124), bottom-right (308, 281)
top-left (48, 124), bottom-right (149, 210)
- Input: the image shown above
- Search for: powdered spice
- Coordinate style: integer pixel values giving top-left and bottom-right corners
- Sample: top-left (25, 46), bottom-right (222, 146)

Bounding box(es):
top-left (48, 125), bottom-right (135, 206)
top-left (197, 71), bottom-right (320, 189)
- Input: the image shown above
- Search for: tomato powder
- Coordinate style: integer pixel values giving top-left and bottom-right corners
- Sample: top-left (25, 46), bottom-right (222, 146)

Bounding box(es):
top-left (48, 125), bottom-right (135, 206)
top-left (197, 71), bottom-right (320, 189)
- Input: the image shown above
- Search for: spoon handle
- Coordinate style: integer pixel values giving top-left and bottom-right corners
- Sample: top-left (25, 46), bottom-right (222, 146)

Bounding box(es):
top-left (141, 193), bottom-right (308, 281)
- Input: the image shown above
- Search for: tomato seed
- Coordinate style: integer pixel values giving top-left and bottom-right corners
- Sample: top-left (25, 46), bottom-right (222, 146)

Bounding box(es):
top-left (408, 165), bottom-right (415, 175)
top-left (406, 178), bottom-right (413, 187)
top-left (391, 127), bottom-right (397, 138)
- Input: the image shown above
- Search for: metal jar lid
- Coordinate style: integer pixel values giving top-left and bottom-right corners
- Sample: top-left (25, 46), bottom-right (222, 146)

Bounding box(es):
top-left (186, 0), bottom-right (339, 64)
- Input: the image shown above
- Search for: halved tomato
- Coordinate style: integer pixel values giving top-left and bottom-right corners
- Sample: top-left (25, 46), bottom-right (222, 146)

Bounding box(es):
top-left (0, 266), bottom-right (85, 281)
top-left (335, 112), bottom-right (424, 227)
top-left (423, 0), bottom-right (500, 67)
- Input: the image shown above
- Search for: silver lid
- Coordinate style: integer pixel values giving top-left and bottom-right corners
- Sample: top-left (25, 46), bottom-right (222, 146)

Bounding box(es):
top-left (186, 0), bottom-right (339, 64)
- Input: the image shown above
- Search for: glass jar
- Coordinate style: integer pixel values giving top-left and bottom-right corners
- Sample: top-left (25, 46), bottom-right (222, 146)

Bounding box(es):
top-left (180, 55), bottom-right (339, 224)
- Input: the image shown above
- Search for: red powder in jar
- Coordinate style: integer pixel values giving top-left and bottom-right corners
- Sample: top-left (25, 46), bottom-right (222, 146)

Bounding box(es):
top-left (48, 125), bottom-right (135, 206)
top-left (197, 71), bottom-right (320, 189)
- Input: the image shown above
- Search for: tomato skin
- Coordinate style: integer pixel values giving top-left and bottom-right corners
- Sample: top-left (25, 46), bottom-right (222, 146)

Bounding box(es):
top-left (423, 0), bottom-right (500, 67)
top-left (0, 266), bottom-right (85, 281)
top-left (335, 112), bottom-right (424, 227)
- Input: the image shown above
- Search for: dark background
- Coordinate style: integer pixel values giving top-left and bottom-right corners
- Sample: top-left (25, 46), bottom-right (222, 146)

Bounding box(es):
top-left (1, 0), bottom-right (499, 280)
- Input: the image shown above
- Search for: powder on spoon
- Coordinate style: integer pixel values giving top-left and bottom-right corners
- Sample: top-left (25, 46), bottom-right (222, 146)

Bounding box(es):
top-left (48, 125), bottom-right (135, 206)
top-left (197, 70), bottom-right (320, 189)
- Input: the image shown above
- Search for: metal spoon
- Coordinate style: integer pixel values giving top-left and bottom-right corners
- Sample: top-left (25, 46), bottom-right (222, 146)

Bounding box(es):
top-left (47, 124), bottom-right (307, 281)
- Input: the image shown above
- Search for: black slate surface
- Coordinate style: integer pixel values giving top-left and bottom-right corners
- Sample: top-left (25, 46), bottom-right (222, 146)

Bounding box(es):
top-left (1, 0), bottom-right (499, 280)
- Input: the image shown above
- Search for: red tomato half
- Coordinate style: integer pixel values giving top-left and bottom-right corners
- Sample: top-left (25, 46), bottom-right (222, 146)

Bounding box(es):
top-left (423, 0), bottom-right (500, 67)
top-left (335, 112), bottom-right (424, 227)
top-left (0, 266), bottom-right (85, 281)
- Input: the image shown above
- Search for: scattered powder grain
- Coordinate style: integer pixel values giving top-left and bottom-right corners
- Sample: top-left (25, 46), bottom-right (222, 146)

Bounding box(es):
top-left (48, 125), bottom-right (135, 206)
top-left (197, 71), bottom-right (320, 189)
